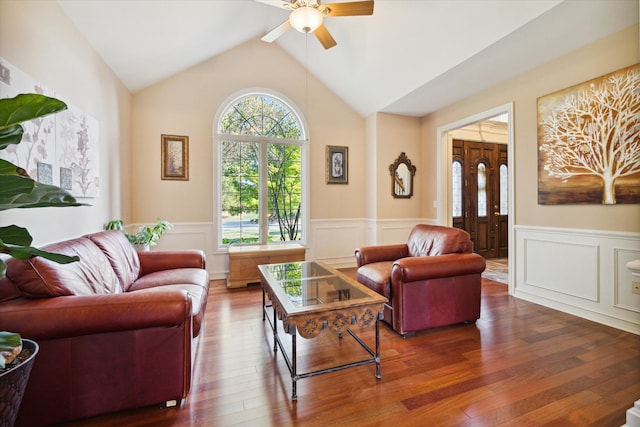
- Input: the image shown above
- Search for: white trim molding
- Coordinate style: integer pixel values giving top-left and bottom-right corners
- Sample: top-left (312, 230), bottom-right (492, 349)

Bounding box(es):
top-left (308, 218), bottom-right (433, 268)
top-left (515, 225), bottom-right (640, 334)
top-left (151, 221), bottom-right (640, 334)
top-left (623, 399), bottom-right (640, 427)
top-left (153, 219), bottom-right (436, 278)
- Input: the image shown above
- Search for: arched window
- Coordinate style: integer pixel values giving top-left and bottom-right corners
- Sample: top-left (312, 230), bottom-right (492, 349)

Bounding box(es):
top-left (477, 162), bottom-right (487, 217)
top-left (217, 92), bottom-right (307, 246)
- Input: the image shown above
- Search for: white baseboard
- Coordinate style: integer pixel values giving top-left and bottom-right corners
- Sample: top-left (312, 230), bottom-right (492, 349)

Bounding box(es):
top-left (623, 399), bottom-right (640, 427)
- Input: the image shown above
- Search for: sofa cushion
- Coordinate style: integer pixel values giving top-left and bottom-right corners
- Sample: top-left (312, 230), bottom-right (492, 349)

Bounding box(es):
top-left (87, 230), bottom-right (140, 291)
top-left (357, 261), bottom-right (394, 300)
top-left (6, 237), bottom-right (121, 298)
top-left (129, 268), bottom-right (209, 336)
top-left (407, 224), bottom-right (472, 257)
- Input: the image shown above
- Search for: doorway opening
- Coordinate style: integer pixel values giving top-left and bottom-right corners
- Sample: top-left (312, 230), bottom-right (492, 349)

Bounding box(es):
top-left (452, 138), bottom-right (508, 259)
top-left (437, 103), bottom-right (514, 291)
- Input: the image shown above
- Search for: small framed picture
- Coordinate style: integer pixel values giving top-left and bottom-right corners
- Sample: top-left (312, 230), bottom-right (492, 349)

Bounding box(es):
top-left (161, 134), bottom-right (189, 181)
top-left (36, 162), bottom-right (53, 185)
top-left (326, 145), bottom-right (348, 184)
top-left (60, 167), bottom-right (73, 190)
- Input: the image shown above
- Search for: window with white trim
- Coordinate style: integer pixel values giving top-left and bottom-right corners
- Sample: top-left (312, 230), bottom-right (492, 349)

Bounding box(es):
top-left (217, 93), bottom-right (307, 246)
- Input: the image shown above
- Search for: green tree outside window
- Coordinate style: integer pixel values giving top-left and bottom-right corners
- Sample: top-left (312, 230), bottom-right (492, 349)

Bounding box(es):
top-left (219, 94), bottom-right (305, 245)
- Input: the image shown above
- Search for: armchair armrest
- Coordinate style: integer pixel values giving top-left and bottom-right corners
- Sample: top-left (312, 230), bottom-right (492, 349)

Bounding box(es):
top-left (0, 289), bottom-right (192, 341)
top-left (392, 253), bottom-right (486, 283)
top-left (138, 250), bottom-right (206, 275)
top-left (355, 244), bottom-right (409, 267)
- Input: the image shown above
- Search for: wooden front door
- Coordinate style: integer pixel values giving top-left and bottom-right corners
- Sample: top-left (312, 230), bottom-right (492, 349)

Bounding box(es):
top-left (452, 139), bottom-right (508, 259)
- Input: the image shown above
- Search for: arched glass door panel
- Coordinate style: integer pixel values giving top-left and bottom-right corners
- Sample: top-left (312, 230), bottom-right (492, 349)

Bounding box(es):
top-left (477, 162), bottom-right (487, 217)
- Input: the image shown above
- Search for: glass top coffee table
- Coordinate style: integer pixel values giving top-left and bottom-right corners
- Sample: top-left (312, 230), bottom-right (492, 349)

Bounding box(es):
top-left (259, 260), bottom-right (388, 400)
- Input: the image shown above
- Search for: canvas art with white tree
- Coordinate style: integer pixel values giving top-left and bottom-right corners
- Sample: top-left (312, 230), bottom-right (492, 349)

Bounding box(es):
top-left (537, 64), bottom-right (639, 204)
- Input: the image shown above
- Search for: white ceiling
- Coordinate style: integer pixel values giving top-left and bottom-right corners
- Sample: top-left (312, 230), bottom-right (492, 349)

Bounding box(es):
top-left (57, 0), bottom-right (638, 117)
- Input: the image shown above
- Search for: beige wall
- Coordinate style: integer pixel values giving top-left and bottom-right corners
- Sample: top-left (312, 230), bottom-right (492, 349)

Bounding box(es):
top-left (2, 2), bottom-right (636, 329)
top-left (364, 114), bottom-right (377, 219)
top-left (1, 0), bottom-right (635, 251)
top-left (0, 0), bottom-right (132, 245)
top-left (374, 113), bottom-right (421, 219)
top-left (421, 24), bottom-right (640, 233)
top-left (131, 38), bottom-right (365, 228)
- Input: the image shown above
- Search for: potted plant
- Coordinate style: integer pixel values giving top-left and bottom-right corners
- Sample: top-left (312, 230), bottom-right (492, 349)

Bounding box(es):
top-left (0, 332), bottom-right (38, 426)
top-left (0, 93), bottom-right (86, 425)
top-left (104, 218), bottom-right (173, 251)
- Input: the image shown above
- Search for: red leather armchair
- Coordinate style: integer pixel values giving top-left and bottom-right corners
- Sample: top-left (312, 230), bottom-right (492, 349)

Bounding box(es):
top-left (355, 224), bottom-right (486, 335)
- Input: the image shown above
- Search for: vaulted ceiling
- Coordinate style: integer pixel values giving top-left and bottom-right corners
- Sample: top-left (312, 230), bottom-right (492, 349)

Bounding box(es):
top-left (57, 0), bottom-right (638, 117)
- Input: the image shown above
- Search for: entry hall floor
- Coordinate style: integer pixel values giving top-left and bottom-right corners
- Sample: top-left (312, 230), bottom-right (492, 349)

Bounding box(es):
top-left (65, 274), bottom-right (640, 426)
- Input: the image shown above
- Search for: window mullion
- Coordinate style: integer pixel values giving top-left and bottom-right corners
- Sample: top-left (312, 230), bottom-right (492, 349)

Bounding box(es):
top-left (218, 93), bottom-right (306, 247)
top-left (259, 141), bottom-right (269, 244)
top-left (218, 132), bottom-right (303, 146)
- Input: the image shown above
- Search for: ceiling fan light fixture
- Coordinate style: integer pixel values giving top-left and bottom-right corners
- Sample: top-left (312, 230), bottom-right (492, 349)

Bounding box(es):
top-left (289, 6), bottom-right (323, 33)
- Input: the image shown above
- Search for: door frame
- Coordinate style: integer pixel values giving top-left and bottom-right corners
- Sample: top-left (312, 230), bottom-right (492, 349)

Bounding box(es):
top-left (436, 102), bottom-right (515, 294)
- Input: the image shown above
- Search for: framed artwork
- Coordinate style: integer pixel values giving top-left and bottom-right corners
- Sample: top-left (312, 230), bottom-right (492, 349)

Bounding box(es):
top-left (60, 167), bottom-right (72, 190)
top-left (326, 145), bottom-right (348, 184)
top-left (161, 134), bottom-right (189, 181)
top-left (0, 57), bottom-right (100, 197)
top-left (36, 162), bottom-right (53, 185)
top-left (537, 64), bottom-right (639, 204)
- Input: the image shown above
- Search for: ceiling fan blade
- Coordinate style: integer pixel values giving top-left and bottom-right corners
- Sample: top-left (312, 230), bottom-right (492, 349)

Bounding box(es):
top-left (314, 24), bottom-right (337, 49)
top-left (319, 1), bottom-right (374, 17)
top-left (262, 20), bottom-right (292, 43)
top-left (255, 0), bottom-right (295, 10)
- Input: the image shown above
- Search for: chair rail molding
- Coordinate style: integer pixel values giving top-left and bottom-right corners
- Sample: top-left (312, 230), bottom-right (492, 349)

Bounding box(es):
top-left (152, 219), bottom-right (437, 278)
top-left (308, 218), bottom-right (433, 268)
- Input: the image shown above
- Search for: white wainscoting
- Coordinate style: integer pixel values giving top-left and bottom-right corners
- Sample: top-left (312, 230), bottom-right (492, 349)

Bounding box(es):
top-left (515, 225), bottom-right (640, 334)
top-left (150, 222), bottom-right (639, 334)
top-left (150, 219), bottom-right (433, 279)
top-left (150, 222), bottom-right (227, 280)
top-left (307, 218), bottom-right (431, 268)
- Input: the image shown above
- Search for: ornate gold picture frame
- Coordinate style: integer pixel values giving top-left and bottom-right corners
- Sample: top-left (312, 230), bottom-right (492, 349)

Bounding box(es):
top-left (161, 134), bottom-right (189, 181)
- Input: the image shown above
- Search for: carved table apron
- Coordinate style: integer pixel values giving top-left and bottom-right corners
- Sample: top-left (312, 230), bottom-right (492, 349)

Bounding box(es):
top-left (259, 261), bottom-right (388, 400)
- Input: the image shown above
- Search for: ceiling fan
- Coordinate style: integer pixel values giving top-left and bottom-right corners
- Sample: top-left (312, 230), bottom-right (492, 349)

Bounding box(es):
top-left (257, 0), bottom-right (374, 49)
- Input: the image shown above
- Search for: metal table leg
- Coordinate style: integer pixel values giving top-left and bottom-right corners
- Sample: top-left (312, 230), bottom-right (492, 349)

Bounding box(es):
top-left (272, 304), bottom-right (278, 353)
top-left (375, 315), bottom-right (381, 379)
top-left (291, 330), bottom-right (297, 401)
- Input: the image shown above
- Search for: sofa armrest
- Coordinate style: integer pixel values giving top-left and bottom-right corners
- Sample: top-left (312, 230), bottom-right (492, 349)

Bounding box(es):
top-left (392, 253), bottom-right (486, 283)
top-left (138, 250), bottom-right (206, 275)
top-left (0, 289), bottom-right (192, 341)
top-left (355, 244), bottom-right (409, 267)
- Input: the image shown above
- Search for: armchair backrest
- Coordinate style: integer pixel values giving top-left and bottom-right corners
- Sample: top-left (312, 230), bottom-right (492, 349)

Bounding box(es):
top-left (406, 224), bottom-right (473, 257)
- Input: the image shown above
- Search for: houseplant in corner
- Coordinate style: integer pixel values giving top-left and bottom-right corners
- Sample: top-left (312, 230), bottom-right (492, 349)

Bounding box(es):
top-left (0, 93), bottom-right (86, 426)
top-left (104, 218), bottom-right (173, 251)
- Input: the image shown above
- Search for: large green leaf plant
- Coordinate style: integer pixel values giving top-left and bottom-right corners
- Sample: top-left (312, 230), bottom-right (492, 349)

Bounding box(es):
top-left (1, 94), bottom-right (89, 367)
top-left (0, 93), bottom-right (87, 277)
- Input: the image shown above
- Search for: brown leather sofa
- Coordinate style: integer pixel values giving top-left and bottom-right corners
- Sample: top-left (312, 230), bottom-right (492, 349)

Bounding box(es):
top-left (355, 224), bottom-right (486, 336)
top-left (0, 230), bottom-right (209, 426)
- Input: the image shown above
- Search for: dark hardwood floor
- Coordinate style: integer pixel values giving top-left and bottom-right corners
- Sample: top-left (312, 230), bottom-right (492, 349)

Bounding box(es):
top-left (62, 271), bottom-right (640, 426)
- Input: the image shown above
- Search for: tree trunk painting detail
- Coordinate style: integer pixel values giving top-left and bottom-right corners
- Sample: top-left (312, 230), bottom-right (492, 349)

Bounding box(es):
top-left (537, 64), bottom-right (640, 204)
